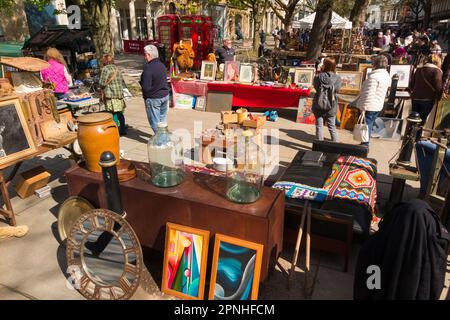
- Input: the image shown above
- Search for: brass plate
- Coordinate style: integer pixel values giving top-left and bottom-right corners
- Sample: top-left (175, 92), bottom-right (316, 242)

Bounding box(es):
top-left (66, 209), bottom-right (143, 300)
top-left (58, 196), bottom-right (94, 241)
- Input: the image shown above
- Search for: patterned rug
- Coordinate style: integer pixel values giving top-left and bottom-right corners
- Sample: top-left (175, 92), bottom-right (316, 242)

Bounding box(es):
top-left (323, 156), bottom-right (378, 214)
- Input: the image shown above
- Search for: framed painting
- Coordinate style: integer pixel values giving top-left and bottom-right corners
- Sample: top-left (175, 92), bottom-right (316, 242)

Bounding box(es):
top-left (200, 61), bottom-right (217, 81)
top-left (434, 98), bottom-right (450, 131)
top-left (224, 61), bottom-right (240, 82)
top-left (296, 98), bottom-right (316, 124)
top-left (294, 68), bottom-right (315, 87)
top-left (239, 63), bottom-right (254, 83)
top-left (161, 223), bottom-right (210, 300)
top-left (336, 71), bottom-right (363, 92)
top-left (389, 64), bottom-right (412, 88)
top-left (208, 234), bottom-right (263, 300)
top-left (0, 96), bottom-right (37, 166)
top-left (358, 63), bottom-right (372, 74)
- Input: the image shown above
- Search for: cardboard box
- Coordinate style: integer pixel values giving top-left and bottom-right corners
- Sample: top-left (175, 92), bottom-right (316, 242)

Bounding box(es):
top-left (14, 166), bottom-right (51, 199)
top-left (221, 111), bottom-right (238, 124)
top-left (243, 116), bottom-right (266, 128)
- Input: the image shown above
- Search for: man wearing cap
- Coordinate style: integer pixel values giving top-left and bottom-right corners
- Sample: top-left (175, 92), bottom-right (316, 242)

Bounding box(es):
top-left (140, 44), bottom-right (170, 134)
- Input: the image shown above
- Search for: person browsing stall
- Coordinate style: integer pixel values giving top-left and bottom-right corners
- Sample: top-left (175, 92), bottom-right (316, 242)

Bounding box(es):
top-left (99, 54), bottom-right (127, 136)
top-left (215, 39), bottom-right (236, 65)
top-left (41, 47), bottom-right (72, 100)
top-left (312, 57), bottom-right (341, 142)
top-left (140, 45), bottom-right (170, 135)
top-left (352, 55), bottom-right (391, 147)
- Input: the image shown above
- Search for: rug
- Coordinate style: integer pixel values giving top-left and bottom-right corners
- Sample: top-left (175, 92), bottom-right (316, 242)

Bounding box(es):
top-left (323, 156), bottom-right (378, 214)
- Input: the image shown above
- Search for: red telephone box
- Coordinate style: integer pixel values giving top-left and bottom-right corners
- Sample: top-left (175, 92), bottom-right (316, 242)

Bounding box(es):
top-left (156, 14), bottom-right (179, 66)
top-left (178, 15), bottom-right (215, 69)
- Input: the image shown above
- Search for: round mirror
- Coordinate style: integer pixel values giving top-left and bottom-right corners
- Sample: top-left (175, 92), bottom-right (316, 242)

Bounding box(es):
top-left (66, 209), bottom-right (142, 300)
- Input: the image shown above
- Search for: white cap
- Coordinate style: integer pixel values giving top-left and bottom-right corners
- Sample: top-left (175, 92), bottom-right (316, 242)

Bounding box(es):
top-left (157, 122), bottom-right (168, 128)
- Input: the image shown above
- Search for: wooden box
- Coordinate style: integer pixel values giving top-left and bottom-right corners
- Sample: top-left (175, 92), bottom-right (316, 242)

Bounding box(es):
top-left (243, 116), bottom-right (266, 128)
top-left (221, 111), bottom-right (238, 124)
top-left (14, 166), bottom-right (51, 199)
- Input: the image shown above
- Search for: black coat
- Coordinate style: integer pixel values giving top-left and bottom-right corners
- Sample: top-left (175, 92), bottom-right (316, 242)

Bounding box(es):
top-left (354, 199), bottom-right (450, 300)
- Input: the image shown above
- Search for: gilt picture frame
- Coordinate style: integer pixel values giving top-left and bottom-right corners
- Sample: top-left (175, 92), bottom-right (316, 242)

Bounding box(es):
top-left (161, 223), bottom-right (210, 300)
top-left (0, 96), bottom-right (37, 167)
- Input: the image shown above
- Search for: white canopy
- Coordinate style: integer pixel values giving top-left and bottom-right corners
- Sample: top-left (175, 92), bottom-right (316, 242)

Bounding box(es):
top-left (293, 11), bottom-right (353, 30)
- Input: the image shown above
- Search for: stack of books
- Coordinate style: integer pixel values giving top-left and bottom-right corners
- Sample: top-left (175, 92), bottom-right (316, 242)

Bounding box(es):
top-left (34, 185), bottom-right (52, 199)
top-left (301, 151), bottom-right (324, 167)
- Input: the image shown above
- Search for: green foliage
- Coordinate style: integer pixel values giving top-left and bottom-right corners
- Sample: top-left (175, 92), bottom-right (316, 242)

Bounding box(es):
top-left (0, 0), bottom-right (51, 13)
top-left (333, 0), bottom-right (356, 17)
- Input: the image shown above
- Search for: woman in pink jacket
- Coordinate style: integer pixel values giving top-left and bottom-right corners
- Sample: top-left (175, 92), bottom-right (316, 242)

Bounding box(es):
top-left (41, 48), bottom-right (72, 99)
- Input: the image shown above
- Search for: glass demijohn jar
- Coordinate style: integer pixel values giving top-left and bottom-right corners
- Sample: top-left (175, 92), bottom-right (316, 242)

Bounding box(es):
top-left (225, 130), bottom-right (265, 204)
top-left (147, 122), bottom-right (184, 187)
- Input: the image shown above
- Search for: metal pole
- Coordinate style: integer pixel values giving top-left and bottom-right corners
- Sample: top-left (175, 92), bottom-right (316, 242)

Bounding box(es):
top-left (397, 112), bottom-right (422, 166)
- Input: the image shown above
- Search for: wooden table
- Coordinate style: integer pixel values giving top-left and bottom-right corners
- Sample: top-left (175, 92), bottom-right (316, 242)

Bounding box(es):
top-left (65, 161), bottom-right (285, 281)
top-left (0, 140), bottom-right (76, 226)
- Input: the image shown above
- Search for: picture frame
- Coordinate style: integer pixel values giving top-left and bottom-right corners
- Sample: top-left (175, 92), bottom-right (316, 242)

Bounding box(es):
top-left (195, 95), bottom-right (206, 111)
top-left (336, 71), bottom-right (363, 92)
top-left (0, 96), bottom-right (37, 166)
top-left (200, 61), bottom-right (217, 81)
top-left (239, 63), bottom-right (254, 83)
top-left (296, 98), bottom-right (316, 124)
top-left (294, 68), bottom-right (315, 87)
top-left (224, 61), bottom-right (240, 82)
top-left (433, 98), bottom-right (450, 131)
top-left (358, 63), bottom-right (372, 73)
top-left (161, 223), bottom-right (210, 300)
top-left (208, 234), bottom-right (263, 300)
top-left (389, 64), bottom-right (412, 88)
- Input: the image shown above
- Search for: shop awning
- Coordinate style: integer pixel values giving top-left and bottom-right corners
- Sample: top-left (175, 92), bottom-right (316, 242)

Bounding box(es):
top-left (293, 11), bottom-right (353, 29)
top-left (0, 42), bottom-right (24, 57)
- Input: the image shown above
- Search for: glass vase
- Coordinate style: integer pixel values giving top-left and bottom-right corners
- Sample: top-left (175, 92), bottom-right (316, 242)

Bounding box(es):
top-left (147, 122), bottom-right (184, 187)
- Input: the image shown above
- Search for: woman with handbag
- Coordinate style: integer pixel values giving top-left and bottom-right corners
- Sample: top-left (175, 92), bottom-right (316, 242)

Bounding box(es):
top-left (409, 54), bottom-right (443, 136)
top-left (352, 55), bottom-right (391, 147)
top-left (99, 54), bottom-right (127, 136)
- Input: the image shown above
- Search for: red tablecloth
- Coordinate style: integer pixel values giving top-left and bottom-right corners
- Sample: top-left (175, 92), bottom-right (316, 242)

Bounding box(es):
top-left (171, 79), bottom-right (209, 108)
top-left (207, 82), bottom-right (310, 108)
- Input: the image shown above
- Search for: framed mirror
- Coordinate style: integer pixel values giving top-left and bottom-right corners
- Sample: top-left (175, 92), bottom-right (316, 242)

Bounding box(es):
top-left (66, 209), bottom-right (143, 300)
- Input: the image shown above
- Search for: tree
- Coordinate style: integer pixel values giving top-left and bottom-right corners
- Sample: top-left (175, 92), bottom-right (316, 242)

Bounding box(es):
top-left (402, 0), bottom-right (423, 29)
top-left (269, 0), bottom-right (302, 30)
top-left (227, 0), bottom-right (270, 48)
top-left (306, 0), bottom-right (332, 59)
top-left (349, 0), bottom-right (370, 28)
top-left (420, 0), bottom-right (432, 28)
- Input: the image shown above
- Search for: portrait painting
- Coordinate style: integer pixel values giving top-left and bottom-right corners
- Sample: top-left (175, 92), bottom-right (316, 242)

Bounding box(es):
top-left (224, 61), bottom-right (240, 82)
top-left (161, 223), bottom-right (210, 300)
top-left (0, 97), bottom-right (37, 166)
top-left (389, 64), bottom-right (412, 88)
top-left (200, 61), bottom-right (217, 81)
top-left (336, 71), bottom-right (363, 91)
top-left (239, 63), bottom-right (254, 83)
top-left (294, 68), bottom-right (315, 87)
top-left (296, 98), bottom-right (316, 124)
top-left (208, 234), bottom-right (263, 300)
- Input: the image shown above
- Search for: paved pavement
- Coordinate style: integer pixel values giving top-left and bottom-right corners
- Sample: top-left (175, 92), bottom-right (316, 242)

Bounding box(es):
top-left (0, 55), bottom-right (448, 300)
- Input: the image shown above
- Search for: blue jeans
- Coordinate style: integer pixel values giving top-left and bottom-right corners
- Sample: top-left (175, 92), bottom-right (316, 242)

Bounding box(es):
top-left (145, 95), bottom-right (169, 134)
top-left (411, 100), bottom-right (434, 126)
top-left (361, 111), bottom-right (379, 146)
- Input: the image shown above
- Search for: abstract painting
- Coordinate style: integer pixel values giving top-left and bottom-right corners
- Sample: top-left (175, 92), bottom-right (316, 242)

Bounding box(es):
top-left (389, 64), bottom-right (411, 88)
top-left (208, 234), bottom-right (263, 300)
top-left (0, 97), bottom-right (37, 166)
top-left (161, 223), bottom-right (210, 300)
top-left (296, 98), bottom-right (316, 124)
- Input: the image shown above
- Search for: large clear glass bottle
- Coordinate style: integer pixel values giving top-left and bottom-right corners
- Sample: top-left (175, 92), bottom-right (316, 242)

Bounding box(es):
top-left (225, 130), bottom-right (265, 203)
top-left (147, 122), bottom-right (184, 187)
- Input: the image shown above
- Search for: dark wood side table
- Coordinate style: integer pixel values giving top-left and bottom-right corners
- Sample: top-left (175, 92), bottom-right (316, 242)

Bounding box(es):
top-left (65, 162), bottom-right (285, 281)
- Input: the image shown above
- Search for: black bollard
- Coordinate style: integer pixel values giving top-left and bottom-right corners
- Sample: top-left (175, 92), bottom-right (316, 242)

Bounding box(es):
top-left (397, 112), bottom-right (422, 166)
top-left (84, 151), bottom-right (124, 256)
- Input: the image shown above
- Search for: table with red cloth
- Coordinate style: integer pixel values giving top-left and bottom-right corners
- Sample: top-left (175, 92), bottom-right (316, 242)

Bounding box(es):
top-left (207, 82), bottom-right (310, 108)
top-left (170, 78), bottom-right (310, 109)
top-left (170, 78), bottom-right (208, 108)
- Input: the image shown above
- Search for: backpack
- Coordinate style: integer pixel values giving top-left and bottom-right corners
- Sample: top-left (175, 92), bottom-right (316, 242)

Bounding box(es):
top-left (315, 81), bottom-right (336, 112)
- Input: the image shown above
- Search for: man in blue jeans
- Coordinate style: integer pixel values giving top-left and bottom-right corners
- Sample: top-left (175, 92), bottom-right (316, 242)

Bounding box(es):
top-left (140, 45), bottom-right (170, 134)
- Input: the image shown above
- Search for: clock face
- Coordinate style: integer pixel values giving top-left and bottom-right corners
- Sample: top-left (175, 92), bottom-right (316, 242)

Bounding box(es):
top-left (66, 209), bottom-right (143, 300)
